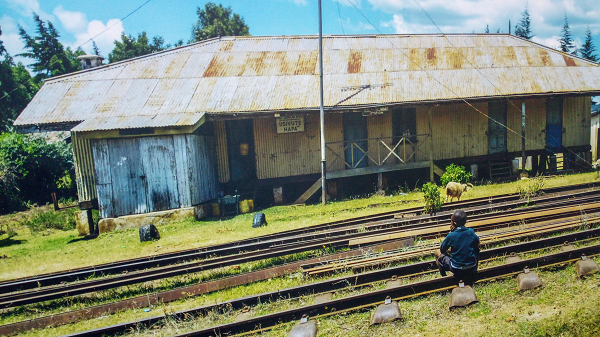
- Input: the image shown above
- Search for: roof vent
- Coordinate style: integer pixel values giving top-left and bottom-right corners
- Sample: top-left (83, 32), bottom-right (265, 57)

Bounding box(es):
top-left (77, 55), bottom-right (104, 70)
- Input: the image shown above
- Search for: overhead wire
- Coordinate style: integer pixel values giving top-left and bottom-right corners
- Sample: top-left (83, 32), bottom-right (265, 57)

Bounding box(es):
top-left (344, 0), bottom-right (591, 168)
top-left (1, 0), bottom-right (154, 102)
top-left (410, 0), bottom-right (589, 166)
top-left (336, 1), bottom-right (346, 35)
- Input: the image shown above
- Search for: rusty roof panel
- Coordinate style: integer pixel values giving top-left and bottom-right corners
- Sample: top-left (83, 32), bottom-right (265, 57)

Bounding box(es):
top-left (71, 113), bottom-right (204, 131)
top-left (14, 34), bottom-right (600, 129)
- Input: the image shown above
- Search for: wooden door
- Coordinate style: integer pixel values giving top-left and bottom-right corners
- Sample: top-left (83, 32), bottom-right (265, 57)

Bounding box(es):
top-left (488, 100), bottom-right (508, 154)
top-left (546, 97), bottom-right (563, 150)
top-left (226, 119), bottom-right (257, 182)
top-left (343, 111), bottom-right (368, 168)
top-left (139, 137), bottom-right (180, 212)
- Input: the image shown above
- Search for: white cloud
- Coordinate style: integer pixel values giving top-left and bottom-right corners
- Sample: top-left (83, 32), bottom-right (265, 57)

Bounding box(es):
top-left (48, 5), bottom-right (123, 56)
top-left (0, 15), bottom-right (28, 62)
top-left (69, 19), bottom-right (124, 56)
top-left (367, 0), bottom-right (600, 49)
top-left (339, 17), bottom-right (374, 31)
top-left (53, 5), bottom-right (87, 33)
top-left (4, 0), bottom-right (53, 21)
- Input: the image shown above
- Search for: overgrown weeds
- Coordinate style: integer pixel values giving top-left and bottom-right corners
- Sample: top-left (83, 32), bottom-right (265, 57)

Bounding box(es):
top-left (19, 207), bottom-right (77, 233)
top-left (516, 175), bottom-right (545, 203)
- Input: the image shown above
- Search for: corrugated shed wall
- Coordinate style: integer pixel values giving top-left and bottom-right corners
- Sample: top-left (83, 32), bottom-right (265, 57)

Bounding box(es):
top-left (563, 96), bottom-right (590, 147)
top-left (416, 102), bottom-right (488, 160)
top-left (254, 113), bottom-right (344, 180)
top-left (214, 120), bottom-right (230, 183)
top-left (367, 113), bottom-right (395, 165)
top-left (92, 134), bottom-right (217, 218)
top-left (71, 132), bottom-right (97, 202)
top-left (506, 98), bottom-right (547, 152)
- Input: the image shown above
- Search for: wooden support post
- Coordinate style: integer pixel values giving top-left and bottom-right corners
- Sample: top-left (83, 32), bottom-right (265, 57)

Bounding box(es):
top-left (86, 209), bottom-right (95, 235)
top-left (377, 173), bottom-right (383, 192)
top-left (428, 106), bottom-right (434, 182)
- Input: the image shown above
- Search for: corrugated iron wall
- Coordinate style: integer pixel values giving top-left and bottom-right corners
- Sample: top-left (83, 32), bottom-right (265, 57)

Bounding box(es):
top-left (506, 98), bottom-right (547, 152)
top-left (367, 113), bottom-right (394, 165)
top-left (254, 113), bottom-right (343, 180)
top-left (563, 96), bottom-right (591, 147)
top-left (91, 134), bottom-right (218, 218)
top-left (416, 102), bottom-right (488, 160)
top-left (214, 120), bottom-right (230, 183)
top-left (71, 132), bottom-right (97, 202)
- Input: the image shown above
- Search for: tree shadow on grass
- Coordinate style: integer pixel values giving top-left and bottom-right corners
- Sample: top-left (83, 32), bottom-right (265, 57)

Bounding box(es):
top-left (67, 234), bottom-right (98, 244)
top-left (0, 237), bottom-right (26, 248)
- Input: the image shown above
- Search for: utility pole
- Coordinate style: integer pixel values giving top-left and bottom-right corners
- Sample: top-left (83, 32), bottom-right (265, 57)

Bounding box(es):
top-left (521, 101), bottom-right (526, 171)
top-left (318, 0), bottom-right (327, 205)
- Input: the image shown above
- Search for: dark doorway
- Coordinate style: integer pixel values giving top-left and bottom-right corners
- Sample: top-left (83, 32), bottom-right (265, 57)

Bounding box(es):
top-left (488, 100), bottom-right (508, 154)
top-left (546, 97), bottom-right (563, 151)
top-left (226, 119), bottom-right (257, 182)
top-left (343, 112), bottom-right (369, 169)
top-left (392, 107), bottom-right (417, 139)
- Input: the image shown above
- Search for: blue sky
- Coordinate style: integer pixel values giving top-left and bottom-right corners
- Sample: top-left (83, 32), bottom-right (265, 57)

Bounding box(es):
top-left (1, 0), bottom-right (599, 65)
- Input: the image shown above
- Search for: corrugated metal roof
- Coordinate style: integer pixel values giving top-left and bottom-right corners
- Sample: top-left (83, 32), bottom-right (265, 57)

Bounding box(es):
top-left (14, 34), bottom-right (600, 130)
top-left (71, 113), bottom-right (204, 131)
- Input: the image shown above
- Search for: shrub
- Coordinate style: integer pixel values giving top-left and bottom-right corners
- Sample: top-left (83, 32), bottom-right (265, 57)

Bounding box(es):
top-left (0, 132), bottom-right (76, 214)
top-left (422, 182), bottom-right (443, 215)
top-left (440, 164), bottom-right (472, 186)
top-left (20, 207), bottom-right (77, 233)
top-left (516, 175), bottom-right (545, 203)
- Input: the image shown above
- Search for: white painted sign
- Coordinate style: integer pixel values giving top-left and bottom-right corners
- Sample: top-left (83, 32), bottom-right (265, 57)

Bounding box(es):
top-left (276, 117), bottom-right (305, 133)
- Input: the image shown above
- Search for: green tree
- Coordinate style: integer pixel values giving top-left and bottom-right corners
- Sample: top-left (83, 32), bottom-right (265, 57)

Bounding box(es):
top-left (0, 132), bottom-right (76, 213)
top-left (108, 32), bottom-right (170, 63)
top-left (92, 41), bottom-right (101, 56)
top-left (485, 25), bottom-right (490, 34)
top-left (515, 5), bottom-right (533, 40)
top-left (559, 14), bottom-right (575, 54)
top-left (579, 27), bottom-right (598, 62)
top-left (0, 28), bottom-right (39, 132)
top-left (18, 13), bottom-right (79, 80)
top-left (190, 2), bottom-right (250, 43)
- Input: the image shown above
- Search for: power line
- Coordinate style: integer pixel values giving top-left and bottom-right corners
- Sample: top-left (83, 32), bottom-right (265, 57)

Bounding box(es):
top-left (336, 1), bottom-right (346, 35)
top-left (1, 0), bottom-right (154, 102)
top-left (345, 0), bottom-right (590, 168)
top-left (75, 0), bottom-right (154, 50)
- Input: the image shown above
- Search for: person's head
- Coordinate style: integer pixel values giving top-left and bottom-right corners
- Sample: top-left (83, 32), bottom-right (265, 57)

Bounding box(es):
top-left (451, 210), bottom-right (467, 227)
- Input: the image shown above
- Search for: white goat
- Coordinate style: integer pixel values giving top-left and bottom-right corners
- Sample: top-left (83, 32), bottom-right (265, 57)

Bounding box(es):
top-left (445, 182), bottom-right (473, 202)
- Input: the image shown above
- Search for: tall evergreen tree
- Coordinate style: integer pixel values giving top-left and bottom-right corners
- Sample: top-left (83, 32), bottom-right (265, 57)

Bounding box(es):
top-left (18, 13), bottom-right (78, 80)
top-left (515, 5), bottom-right (533, 40)
top-left (0, 28), bottom-right (39, 131)
top-left (559, 14), bottom-right (575, 54)
top-left (485, 25), bottom-right (490, 34)
top-left (108, 32), bottom-right (170, 63)
top-left (92, 41), bottom-right (101, 56)
top-left (579, 27), bottom-right (598, 62)
top-left (191, 2), bottom-right (250, 43)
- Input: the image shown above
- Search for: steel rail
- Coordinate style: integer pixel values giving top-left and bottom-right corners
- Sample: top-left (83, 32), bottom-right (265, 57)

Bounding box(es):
top-left (1, 182), bottom-right (597, 293)
top-left (169, 245), bottom-right (600, 337)
top-left (1, 219), bottom-right (592, 336)
top-left (2, 199), bottom-right (599, 309)
top-left (306, 217), bottom-right (598, 275)
top-left (60, 229), bottom-right (600, 337)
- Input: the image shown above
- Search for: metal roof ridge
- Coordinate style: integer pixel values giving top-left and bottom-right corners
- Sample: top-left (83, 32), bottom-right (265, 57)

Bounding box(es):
top-left (45, 37), bottom-right (224, 84)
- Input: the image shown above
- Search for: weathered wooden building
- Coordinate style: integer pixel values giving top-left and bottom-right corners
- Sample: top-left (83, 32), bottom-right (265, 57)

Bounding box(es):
top-left (14, 34), bottom-right (600, 219)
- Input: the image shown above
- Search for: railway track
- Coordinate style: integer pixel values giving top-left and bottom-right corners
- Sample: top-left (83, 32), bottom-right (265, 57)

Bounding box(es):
top-left (1, 187), bottom-right (597, 297)
top-left (2, 182), bottom-right (598, 295)
top-left (2, 212), bottom-right (597, 336)
top-left (2, 196), bottom-right (599, 309)
top-left (61, 227), bottom-right (600, 337)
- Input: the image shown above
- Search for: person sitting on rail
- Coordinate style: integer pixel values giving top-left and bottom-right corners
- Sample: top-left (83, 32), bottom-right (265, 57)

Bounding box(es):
top-left (434, 210), bottom-right (480, 285)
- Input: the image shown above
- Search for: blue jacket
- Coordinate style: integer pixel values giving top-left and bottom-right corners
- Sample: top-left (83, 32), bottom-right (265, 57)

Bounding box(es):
top-left (440, 226), bottom-right (480, 269)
